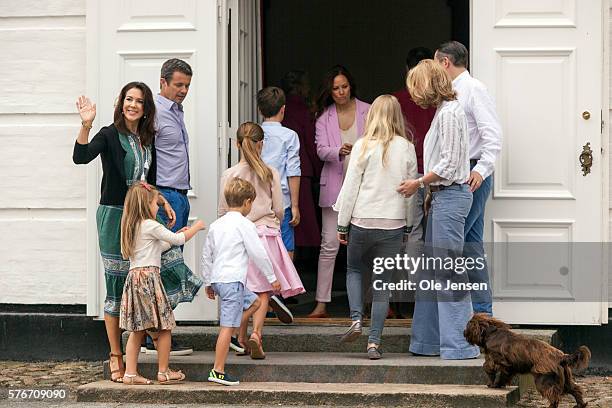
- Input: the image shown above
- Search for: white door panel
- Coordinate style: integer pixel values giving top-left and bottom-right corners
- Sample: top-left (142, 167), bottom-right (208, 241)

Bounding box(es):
top-left (472, 0), bottom-right (607, 324)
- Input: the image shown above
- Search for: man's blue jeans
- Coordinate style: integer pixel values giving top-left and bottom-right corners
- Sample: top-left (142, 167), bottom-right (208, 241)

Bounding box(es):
top-left (409, 184), bottom-right (480, 360)
top-left (158, 188), bottom-right (190, 233)
top-left (463, 168), bottom-right (493, 314)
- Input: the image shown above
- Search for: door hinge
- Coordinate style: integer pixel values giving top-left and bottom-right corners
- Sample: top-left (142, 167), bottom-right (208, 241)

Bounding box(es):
top-left (217, 4), bottom-right (222, 23)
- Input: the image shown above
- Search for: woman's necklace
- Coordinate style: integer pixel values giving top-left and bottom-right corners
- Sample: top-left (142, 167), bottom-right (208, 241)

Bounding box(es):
top-left (133, 133), bottom-right (148, 181)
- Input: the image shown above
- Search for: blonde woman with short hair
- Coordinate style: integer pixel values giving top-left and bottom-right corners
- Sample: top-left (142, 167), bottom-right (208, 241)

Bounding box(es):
top-left (397, 59), bottom-right (480, 360)
top-left (333, 95), bottom-right (417, 359)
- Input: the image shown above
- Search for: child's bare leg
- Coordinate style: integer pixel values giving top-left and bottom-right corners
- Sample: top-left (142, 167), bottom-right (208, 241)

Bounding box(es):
top-left (214, 327), bottom-right (234, 373)
top-left (125, 331), bottom-right (145, 375)
top-left (238, 315), bottom-right (249, 346)
top-left (155, 330), bottom-right (171, 373)
top-left (252, 293), bottom-right (269, 337)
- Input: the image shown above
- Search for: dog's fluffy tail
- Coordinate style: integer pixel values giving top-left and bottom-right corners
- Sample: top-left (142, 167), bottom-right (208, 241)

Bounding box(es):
top-left (560, 345), bottom-right (591, 371)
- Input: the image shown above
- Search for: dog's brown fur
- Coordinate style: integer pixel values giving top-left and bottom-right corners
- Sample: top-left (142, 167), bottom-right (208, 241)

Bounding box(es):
top-left (464, 313), bottom-right (591, 408)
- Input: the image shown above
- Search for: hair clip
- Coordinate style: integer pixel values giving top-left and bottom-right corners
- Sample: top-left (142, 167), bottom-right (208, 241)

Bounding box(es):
top-left (140, 181), bottom-right (152, 191)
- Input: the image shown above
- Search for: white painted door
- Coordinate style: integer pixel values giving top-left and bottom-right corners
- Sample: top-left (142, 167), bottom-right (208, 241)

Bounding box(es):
top-left (220, 0), bottom-right (262, 170)
top-left (87, 0), bottom-right (220, 321)
top-left (472, 0), bottom-right (607, 324)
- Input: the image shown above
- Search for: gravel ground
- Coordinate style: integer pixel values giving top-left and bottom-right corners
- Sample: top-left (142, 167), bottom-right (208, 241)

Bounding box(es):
top-left (0, 361), bottom-right (609, 407)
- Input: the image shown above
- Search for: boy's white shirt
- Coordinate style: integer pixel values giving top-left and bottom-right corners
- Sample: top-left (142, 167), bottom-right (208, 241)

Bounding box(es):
top-left (201, 211), bottom-right (275, 286)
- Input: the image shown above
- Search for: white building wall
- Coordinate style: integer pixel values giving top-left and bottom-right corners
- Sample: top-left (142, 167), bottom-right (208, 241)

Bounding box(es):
top-left (0, 0), bottom-right (87, 304)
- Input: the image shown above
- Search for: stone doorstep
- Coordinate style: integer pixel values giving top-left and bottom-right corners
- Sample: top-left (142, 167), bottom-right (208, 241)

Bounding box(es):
top-left (77, 381), bottom-right (520, 407)
top-left (124, 325), bottom-right (556, 353)
top-left (105, 351), bottom-right (489, 385)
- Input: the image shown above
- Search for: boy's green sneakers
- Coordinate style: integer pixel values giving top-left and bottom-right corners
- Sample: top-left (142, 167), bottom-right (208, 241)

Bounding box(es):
top-left (208, 368), bottom-right (240, 386)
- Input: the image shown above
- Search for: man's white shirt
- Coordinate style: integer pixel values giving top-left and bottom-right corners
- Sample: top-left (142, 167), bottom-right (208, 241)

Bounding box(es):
top-left (201, 211), bottom-right (275, 286)
top-left (452, 71), bottom-right (503, 179)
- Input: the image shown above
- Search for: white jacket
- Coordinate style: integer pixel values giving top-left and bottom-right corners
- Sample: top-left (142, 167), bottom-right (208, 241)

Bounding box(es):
top-left (333, 136), bottom-right (418, 229)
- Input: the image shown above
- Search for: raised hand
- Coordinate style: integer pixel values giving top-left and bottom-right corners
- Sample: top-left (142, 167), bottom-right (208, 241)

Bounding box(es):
top-left (76, 95), bottom-right (96, 124)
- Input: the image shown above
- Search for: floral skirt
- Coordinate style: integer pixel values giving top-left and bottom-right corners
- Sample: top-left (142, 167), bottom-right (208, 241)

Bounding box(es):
top-left (119, 266), bottom-right (176, 332)
top-left (96, 205), bottom-right (203, 316)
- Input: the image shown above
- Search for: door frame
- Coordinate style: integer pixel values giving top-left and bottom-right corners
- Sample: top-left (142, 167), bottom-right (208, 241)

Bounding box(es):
top-left (84, 0), bottom-right (609, 319)
top-left (85, 0), bottom-right (102, 316)
top-left (599, 0), bottom-right (610, 316)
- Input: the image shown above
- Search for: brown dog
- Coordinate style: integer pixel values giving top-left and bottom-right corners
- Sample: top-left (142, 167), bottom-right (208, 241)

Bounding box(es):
top-left (464, 313), bottom-right (591, 408)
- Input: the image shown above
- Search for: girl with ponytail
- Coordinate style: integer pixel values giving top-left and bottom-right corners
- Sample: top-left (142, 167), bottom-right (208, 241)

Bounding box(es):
top-left (218, 122), bottom-right (305, 359)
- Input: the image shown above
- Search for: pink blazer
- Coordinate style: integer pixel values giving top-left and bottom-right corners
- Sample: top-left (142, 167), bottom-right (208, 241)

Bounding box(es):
top-left (315, 98), bottom-right (370, 207)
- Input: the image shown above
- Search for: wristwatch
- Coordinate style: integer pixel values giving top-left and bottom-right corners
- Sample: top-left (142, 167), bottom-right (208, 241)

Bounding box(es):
top-left (417, 177), bottom-right (425, 189)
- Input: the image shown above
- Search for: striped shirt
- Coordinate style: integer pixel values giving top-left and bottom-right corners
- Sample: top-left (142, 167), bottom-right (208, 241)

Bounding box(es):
top-left (423, 100), bottom-right (470, 186)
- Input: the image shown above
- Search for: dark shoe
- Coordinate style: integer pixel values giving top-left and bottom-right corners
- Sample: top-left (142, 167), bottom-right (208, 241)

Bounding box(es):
top-left (269, 295), bottom-right (293, 324)
top-left (340, 320), bottom-right (362, 343)
top-left (368, 346), bottom-right (383, 360)
top-left (145, 336), bottom-right (193, 356)
top-left (306, 311), bottom-right (330, 318)
top-left (230, 336), bottom-right (245, 353)
top-left (208, 369), bottom-right (239, 386)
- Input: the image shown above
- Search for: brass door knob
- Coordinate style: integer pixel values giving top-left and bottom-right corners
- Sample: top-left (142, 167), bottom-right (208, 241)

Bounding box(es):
top-left (579, 142), bottom-right (593, 176)
top-left (582, 111), bottom-right (591, 120)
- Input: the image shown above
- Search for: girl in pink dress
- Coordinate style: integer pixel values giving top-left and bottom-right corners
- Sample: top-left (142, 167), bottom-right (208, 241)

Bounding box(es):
top-left (218, 122), bottom-right (305, 359)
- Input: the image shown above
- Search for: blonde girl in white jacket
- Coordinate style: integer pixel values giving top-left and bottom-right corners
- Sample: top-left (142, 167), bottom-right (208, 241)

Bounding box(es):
top-left (333, 94), bottom-right (417, 359)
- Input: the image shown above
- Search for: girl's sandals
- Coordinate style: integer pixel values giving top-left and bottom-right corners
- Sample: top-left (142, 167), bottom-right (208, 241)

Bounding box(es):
top-left (248, 332), bottom-right (266, 360)
top-left (158, 369), bottom-right (186, 384)
top-left (108, 352), bottom-right (125, 383)
top-left (123, 373), bottom-right (153, 385)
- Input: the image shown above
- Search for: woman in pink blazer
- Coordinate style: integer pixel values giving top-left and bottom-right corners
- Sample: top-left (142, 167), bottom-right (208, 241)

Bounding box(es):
top-left (308, 65), bottom-right (370, 318)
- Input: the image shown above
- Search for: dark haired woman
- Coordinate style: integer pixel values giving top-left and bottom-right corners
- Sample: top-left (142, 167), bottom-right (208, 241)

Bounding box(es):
top-left (280, 70), bottom-right (323, 250)
top-left (308, 65), bottom-right (370, 318)
top-left (72, 82), bottom-right (202, 382)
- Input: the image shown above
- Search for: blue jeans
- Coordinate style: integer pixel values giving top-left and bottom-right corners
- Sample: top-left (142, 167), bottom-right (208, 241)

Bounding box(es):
top-left (405, 173), bottom-right (427, 278)
top-left (158, 188), bottom-right (190, 233)
top-left (409, 184), bottom-right (480, 360)
top-left (280, 207), bottom-right (295, 252)
top-left (346, 224), bottom-right (404, 345)
top-left (463, 167), bottom-right (493, 314)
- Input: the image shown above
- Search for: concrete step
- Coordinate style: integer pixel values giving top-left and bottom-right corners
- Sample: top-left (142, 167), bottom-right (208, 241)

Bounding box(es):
top-left (105, 351), bottom-right (489, 385)
top-left (125, 325), bottom-right (556, 353)
top-left (78, 380), bottom-right (520, 407)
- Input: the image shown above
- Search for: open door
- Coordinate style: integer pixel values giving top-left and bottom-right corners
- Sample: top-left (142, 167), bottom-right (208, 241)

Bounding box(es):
top-left (219, 0), bottom-right (263, 171)
top-left (472, 0), bottom-right (608, 324)
top-left (87, 0), bottom-right (220, 321)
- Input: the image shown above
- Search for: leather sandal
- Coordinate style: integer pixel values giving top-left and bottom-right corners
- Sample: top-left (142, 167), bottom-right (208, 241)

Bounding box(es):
top-left (248, 332), bottom-right (265, 360)
top-left (108, 352), bottom-right (124, 383)
top-left (122, 373), bottom-right (153, 385)
top-left (306, 311), bottom-right (330, 318)
top-left (157, 369), bottom-right (186, 384)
